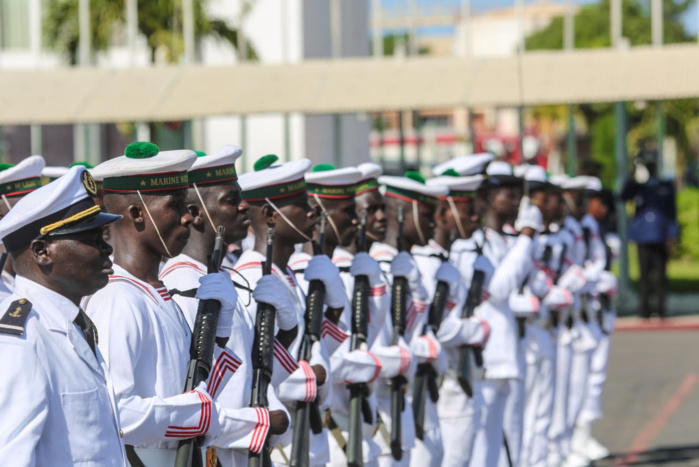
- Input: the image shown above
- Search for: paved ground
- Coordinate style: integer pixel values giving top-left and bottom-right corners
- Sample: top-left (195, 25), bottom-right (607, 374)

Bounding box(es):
top-left (592, 318), bottom-right (699, 466)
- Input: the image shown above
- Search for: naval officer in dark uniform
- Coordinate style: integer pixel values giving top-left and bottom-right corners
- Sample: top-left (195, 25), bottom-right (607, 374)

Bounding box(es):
top-left (621, 151), bottom-right (678, 319)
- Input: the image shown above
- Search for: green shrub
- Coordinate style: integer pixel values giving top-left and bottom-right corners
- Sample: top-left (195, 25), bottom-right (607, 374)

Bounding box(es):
top-left (675, 187), bottom-right (699, 262)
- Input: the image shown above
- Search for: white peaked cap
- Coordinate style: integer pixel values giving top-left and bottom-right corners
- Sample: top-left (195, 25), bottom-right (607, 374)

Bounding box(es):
top-left (0, 166), bottom-right (120, 250)
top-left (432, 153), bottom-right (495, 176)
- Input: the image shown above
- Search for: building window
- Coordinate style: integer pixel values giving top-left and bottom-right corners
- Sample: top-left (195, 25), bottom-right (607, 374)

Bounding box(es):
top-left (1, 0), bottom-right (30, 49)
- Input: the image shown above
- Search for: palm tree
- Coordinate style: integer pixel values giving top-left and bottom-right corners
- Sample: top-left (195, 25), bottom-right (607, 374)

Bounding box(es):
top-left (44, 0), bottom-right (256, 65)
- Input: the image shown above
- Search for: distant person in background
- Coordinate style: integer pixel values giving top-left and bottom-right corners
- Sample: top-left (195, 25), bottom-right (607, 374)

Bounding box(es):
top-left (621, 151), bottom-right (678, 319)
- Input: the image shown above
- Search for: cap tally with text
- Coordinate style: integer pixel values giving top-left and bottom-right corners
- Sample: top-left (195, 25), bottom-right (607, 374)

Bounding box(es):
top-left (239, 155), bottom-right (312, 202)
top-left (188, 145), bottom-right (242, 186)
top-left (379, 172), bottom-right (448, 206)
top-left (0, 166), bottom-right (121, 251)
top-left (305, 164), bottom-right (362, 199)
top-left (0, 155), bottom-right (46, 197)
top-left (432, 153), bottom-right (495, 177)
top-left (355, 162), bottom-right (382, 195)
top-left (92, 142), bottom-right (196, 193)
top-left (426, 171), bottom-right (484, 201)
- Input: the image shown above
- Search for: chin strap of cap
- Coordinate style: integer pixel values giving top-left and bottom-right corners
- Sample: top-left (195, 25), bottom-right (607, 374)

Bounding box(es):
top-left (412, 199), bottom-right (426, 246)
top-left (137, 190), bottom-right (173, 258)
top-left (1, 195), bottom-right (10, 212)
top-left (192, 183), bottom-right (218, 233)
top-left (312, 193), bottom-right (342, 246)
top-left (446, 196), bottom-right (468, 240)
top-left (265, 197), bottom-right (312, 243)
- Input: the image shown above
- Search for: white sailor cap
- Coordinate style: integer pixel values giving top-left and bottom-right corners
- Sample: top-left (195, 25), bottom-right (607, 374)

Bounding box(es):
top-left (432, 153), bottom-right (495, 177)
top-left (562, 175), bottom-right (597, 191)
top-left (379, 172), bottom-right (448, 206)
top-left (188, 145), bottom-right (242, 186)
top-left (92, 142), bottom-right (196, 194)
top-left (239, 155), bottom-right (312, 203)
top-left (42, 166), bottom-right (69, 183)
top-left (583, 176), bottom-right (603, 192)
top-left (482, 161), bottom-right (521, 189)
top-left (0, 155), bottom-right (45, 197)
top-left (549, 174), bottom-right (570, 187)
top-left (427, 173), bottom-right (484, 201)
top-left (517, 164), bottom-right (553, 191)
top-left (0, 166), bottom-right (121, 251)
top-left (305, 164), bottom-right (362, 200)
top-left (355, 162), bottom-right (383, 195)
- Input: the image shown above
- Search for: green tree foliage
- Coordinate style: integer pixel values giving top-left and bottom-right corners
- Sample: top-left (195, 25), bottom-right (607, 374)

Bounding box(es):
top-left (676, 187), bottom-right (699, 261)
top-left (525, 0), bottom-right (697, 184)
top-left (45, 0), bottom-right (256, 65)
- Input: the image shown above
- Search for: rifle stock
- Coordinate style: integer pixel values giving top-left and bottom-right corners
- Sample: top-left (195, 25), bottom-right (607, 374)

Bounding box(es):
top-left (457, 268), bottom-right (486, 397)
top-left (248, 227), bottom-right (276, 467)
top-left (175, 226), bottom-right (226, 467)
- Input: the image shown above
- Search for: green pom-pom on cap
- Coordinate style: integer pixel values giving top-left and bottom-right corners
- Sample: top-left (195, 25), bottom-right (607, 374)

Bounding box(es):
top-left (69, 161), bottom-right (94, 169)
top-left (312, 163), bottom-right (336, 173)
top-left (405, 171), bottom-right (426, 184)
top-left (0, 163), bottom-right (15, 172)
top-left (442, 169), bottom-right (460, 177)
top-left (125, 142), bottom-right (159, 159)
top-left (254, 154), bottom-right (279, 172)
top-left (195, 150), bottom-right (207, 157)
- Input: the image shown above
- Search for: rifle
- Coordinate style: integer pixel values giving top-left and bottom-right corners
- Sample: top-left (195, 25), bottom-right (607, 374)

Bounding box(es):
top-left (549, 242), bottom-right (568, 329)
top-left (456, 241), bottom-right (486, 397)
top-left (347, 210), bottom-right (373, 467)
top-left (289, 214), bottom-right (328, 467)
top-left (390, 206), bottom-right (408, 461)
top-left (248, 227), bottom-right (276, 467)
top-left (412, 231), bottom-right (456, 440)
top-left (175, 226), bottom-right (226, 467)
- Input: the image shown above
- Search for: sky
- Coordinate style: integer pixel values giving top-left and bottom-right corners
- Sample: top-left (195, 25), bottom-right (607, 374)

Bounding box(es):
top-left (377, 0), bottom-right (698, 36)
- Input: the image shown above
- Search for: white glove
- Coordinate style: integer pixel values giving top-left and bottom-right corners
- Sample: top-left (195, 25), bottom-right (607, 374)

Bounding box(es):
top-left (350, 252), bottom-right (382, 287)
top-left (515, 197), bottom-right (543, 232)
top-left (508, 292), bottom-right (540, 317)
top-left (596, 271), bottom-right (618, 296)
top-left (304, 255), bottom-right (347, 309)
top-left (373, 345), bottom-right (412, 379)
top-left (252, 275), bottom-right (298, 331)
top-left (543, 286), bottom-right (573, 310)
top-left (410, 331), bottom-right (448, 376)
top-left (196, 272), bottom-right (238, 338)
top-left (390, 251), bottom-right (418, 280)
top-left (331, 349), bottom-right (381, 384)
top-left (558, 264), bottom-right (587, 294)
top-left (435, 262), bottom-right (462, 293)
top-left (528, 269), bottom-right (553, 297)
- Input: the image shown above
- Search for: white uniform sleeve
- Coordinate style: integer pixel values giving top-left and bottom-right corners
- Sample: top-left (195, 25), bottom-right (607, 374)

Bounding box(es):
top-left (487, 235), bottom-right (534, 304)
top-left (89, 295), bottom-right (214, 445)
top-left (0, 340), bottom-right (49, 466)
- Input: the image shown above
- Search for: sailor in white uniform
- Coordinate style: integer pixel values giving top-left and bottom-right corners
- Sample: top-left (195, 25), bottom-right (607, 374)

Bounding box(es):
top-left (159, 146), bottom-right (290, 466)
top-left (0, 166), bottom-right (126, 466)
top-left (87, 143), bottom-right (265, 466)
top-left (235, 155), bottom-right (334, 466)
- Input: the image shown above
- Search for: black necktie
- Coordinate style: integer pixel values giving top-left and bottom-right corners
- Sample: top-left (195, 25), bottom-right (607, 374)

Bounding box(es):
top-left (74, 309), bottom-right (98, 358)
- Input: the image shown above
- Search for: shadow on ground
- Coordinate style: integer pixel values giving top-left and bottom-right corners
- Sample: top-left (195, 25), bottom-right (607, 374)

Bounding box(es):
top-left (594, 444), bottom-right (699, 466)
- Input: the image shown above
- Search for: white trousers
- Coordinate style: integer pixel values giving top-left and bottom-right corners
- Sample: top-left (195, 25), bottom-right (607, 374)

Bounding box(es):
top-left (470, 378), bottom-right (511, 467)
top-left (522, 355), bottom-right (555, 467)
top-left (566, 345), bottom-right (593, 444)
top-left (500, 377), bottom-right (525, 467)
top-left (578, 329), bottom-right (612, 425)
top-left (439, 381), bottom-right (482, 467)
top-left (548, 335), bottom-right (572, 459)
top-left (409, 398), bottom-right (443, 467)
